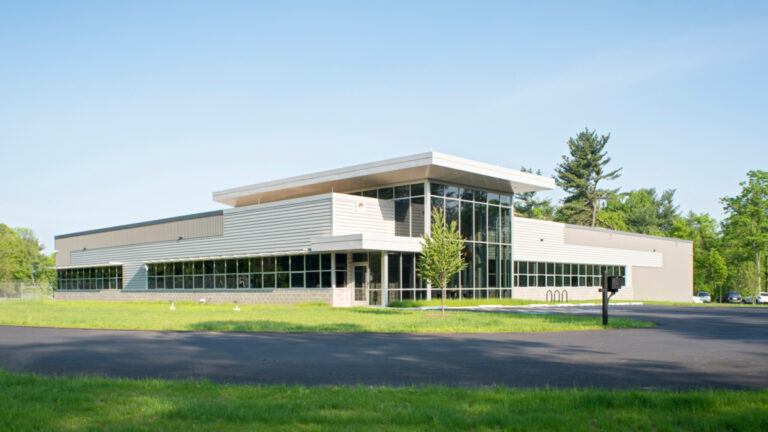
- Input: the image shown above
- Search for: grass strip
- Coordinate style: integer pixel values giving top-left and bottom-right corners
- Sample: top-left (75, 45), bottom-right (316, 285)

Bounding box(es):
top-left (0, 300), bottom-right (651, 332)
top-left (389, 298), bottom-right (768, 308)
top-left (1, 370), bottom-right (766, 431)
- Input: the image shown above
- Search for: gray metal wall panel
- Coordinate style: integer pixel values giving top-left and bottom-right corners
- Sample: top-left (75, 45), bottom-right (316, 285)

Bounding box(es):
top-left (56, 214), bottom-right (223, 266)
top-left (69, 197), bottom-right (334, 290)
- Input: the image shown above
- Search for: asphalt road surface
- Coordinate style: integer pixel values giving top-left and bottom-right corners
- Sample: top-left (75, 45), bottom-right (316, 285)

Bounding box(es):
top-left (1, 305), bottom-right (766, 389)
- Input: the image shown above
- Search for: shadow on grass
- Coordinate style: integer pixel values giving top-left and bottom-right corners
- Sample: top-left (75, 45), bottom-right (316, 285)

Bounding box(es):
top-left (187, 320), bottom-right (365, 332)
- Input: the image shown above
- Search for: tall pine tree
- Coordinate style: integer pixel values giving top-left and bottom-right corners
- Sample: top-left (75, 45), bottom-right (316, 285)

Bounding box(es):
top-left (555, 128), bottom-right (621, 227)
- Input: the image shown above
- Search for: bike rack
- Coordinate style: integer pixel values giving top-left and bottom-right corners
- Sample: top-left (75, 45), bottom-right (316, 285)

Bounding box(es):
top-left (546, 289), bottom-right (569, 303)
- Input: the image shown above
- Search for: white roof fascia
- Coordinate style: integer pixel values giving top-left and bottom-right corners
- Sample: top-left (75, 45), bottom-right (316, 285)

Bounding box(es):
top-left (311, 234), bottom-right (423, 253)
top-left (212, 152), bottom-right (555, 207)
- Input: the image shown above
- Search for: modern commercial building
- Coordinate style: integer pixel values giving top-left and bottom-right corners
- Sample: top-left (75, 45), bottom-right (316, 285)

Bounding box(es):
top-left (54, 152), bottom-right (693, 305)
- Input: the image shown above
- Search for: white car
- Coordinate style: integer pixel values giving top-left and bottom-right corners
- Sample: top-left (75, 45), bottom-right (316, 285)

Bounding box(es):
top-left (692, 296), bottom-right (703, 304)
top-left (695, 292), bottom-right (711, 303)
top-left (756, 292), bottom-right (768, 304)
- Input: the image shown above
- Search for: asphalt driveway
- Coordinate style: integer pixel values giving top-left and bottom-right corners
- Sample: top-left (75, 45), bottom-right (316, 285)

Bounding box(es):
top-left (0, 305), bottom-right (766, 389)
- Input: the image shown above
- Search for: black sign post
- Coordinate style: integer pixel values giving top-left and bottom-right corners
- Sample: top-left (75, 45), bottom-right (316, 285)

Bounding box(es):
top-left (600, 271), bottom-right (623, 326)
top-left (601, 271), bottom-right (609, 325)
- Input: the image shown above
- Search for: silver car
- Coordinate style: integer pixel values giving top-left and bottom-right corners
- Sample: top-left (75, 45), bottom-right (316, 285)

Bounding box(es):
top-left (695, 291), bottom-right (711, 303)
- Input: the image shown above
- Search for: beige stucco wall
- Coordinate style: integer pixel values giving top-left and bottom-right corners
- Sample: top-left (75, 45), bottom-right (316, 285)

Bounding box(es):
top-left (564, 226), bottom-right (693, 302)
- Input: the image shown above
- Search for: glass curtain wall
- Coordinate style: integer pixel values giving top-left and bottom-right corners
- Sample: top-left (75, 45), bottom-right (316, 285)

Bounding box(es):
top-left (147, 253), bottom-right (332, 290)
top-left (386, 252), bottom-right (426, 302)
top-left (430, 182), bottom-right (513, 299)
top-left (57, 266), bottom-right (123, 290)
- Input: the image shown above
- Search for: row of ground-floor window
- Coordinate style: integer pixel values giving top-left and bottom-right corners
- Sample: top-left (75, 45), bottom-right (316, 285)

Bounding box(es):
top-left (56, 254), bottom-right (625, 302)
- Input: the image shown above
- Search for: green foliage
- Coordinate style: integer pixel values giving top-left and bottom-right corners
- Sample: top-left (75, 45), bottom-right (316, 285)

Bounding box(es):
top-left (600, 189), bottom-right (680, 235)
top-left (0, 224), bottom-right (55, 285)
top-left (515, 167), bottom-right (556, 220)
top-left (554, 128), bottom-right (621, 227)
top-left (721, 170), bottom-right (768, 297)
top-left (418, 209), bottom-right (467, 316)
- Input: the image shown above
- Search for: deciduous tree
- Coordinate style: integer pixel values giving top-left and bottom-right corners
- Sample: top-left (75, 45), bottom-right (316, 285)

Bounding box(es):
top-left (418, 209), bottom-right (467, 316)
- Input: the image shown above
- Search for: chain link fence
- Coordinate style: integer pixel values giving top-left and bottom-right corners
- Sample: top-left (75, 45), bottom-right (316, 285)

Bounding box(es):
top-left (0, 282), bottom-right (54, 301)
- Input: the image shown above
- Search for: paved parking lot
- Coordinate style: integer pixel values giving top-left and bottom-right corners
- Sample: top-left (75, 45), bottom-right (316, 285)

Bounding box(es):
top-left (0, 305), bottom-right (766, 389)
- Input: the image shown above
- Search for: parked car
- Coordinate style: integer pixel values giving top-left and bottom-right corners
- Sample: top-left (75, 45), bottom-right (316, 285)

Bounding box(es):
top-left (725, 291), bottom-right (743, 304)
top-left (743, 296), bottom-right (754, 304)
top-left (695, 291), bottom-right (711, 303)
top-left (755, 292), bottom-right (768, 304)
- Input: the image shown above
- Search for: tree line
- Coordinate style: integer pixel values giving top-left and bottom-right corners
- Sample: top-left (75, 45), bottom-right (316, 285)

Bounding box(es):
top-left (516, 128), bottom-right (768, 301)
top-left (0, 224), bottom-right (55, 286)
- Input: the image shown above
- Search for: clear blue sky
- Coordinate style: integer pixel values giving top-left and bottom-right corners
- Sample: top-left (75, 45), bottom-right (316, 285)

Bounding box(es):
top-left (1, 1), bottom-right (766, 253)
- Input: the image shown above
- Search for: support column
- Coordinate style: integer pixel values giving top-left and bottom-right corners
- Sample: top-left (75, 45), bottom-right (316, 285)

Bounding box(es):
top-left (382, 252), bottom-right (389, 306)
top-left (424, 181), bottom-right (432, 301)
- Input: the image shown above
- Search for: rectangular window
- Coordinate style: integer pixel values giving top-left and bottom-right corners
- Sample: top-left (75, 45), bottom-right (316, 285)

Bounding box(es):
top-left (388, 253), bottom-right (400, 289)
top-left (402, 253), bottom-right (414, 288)
top-left (410, 183), bottom-right (424, 196)
top-left (276, 256), bottom-right (290, 272)
top-left (445, 185), bottom-right (459, 198)
top-left (291, 272), bottom-right (304, 288)
top-left (291, 255), bottom-right (305, 272)
top-left (430, 182), bottom-right (445, 196)
top-left (474, 243), bottom-right (487, 288)
top-left (460, 202), bottom-right (473, 240)
top-left (411, 197), bottom-right (425, 237)
top-left (474, 203), bottom-right (487, 242)
top-left (263, 257), bottom-right (275, 273)
top-left (306, 271), bottom-right (320, 288)
top-left (446, 199), bottom-right (459, 229)
top-left (277, 273), bottom-right (290, 288)
top-left (395, 185), bottom-right (410, 198)
top-left (488, 205), bottom-right (499, 243)
top-left (395, 199), bottom-right (411, 236)
top-left (377, 187), bottom-right (394, 200)
top-left (306, 254), bottom-right (320, 271)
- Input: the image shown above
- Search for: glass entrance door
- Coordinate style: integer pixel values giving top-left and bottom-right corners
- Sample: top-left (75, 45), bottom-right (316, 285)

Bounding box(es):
top-left (353, 265), bottom-right (368, 304)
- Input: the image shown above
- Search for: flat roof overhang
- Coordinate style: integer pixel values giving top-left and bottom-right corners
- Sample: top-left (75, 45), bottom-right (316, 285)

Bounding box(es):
top-left (213, 151), bottom-right (555, 207)
top-left (310, 234), bottom-right (423, 253)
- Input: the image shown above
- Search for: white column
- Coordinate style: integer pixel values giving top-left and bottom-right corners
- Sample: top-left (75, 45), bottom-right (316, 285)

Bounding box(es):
top-left (424, 181), bottom-right (432, 301)
top-left (382, 252), bottom-right (389, 306)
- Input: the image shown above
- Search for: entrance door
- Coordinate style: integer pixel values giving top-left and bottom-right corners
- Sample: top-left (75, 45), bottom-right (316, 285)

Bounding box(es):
top-left (353, 265), bottom-right (368, 305)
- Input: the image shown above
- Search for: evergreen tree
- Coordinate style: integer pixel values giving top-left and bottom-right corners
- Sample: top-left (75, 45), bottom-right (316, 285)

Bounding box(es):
top-left (555, 128), bottom-right (621, 227)
top-left (514, 167), bottom-right (556, 220)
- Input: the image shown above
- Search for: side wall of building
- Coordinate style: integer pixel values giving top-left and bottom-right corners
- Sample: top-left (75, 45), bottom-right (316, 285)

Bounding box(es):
top-left (59, 195), bottom-right (335, 293)
top-left (563, 225), bottom-right (693, 302)
top-left (55, 213), bottom-right (224, 266)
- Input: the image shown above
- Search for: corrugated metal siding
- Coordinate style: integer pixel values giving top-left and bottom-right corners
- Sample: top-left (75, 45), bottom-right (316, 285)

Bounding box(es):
top-left (513, 217), bottom-right (661, 268)
top-left (69, 196), bottom-right (334, 289)
top-left (56, 214), bottom-right (223, 266)
top-left (332, 194), bottom-right (395, 236)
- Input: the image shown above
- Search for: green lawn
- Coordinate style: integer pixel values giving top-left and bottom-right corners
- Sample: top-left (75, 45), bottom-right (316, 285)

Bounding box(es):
top-left (1, 370), bottom-right (766, 431)
top-left (0, 300), bottom-right (652, 333)
top-left (389, 298), bottom-right (620, 308)
top-left (390, 298), bottom-right (768, 308)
